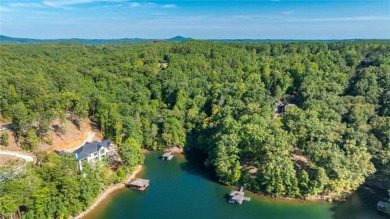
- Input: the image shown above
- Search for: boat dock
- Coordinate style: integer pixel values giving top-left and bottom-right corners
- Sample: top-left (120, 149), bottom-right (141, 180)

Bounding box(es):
top-left (126, 178), bottom-right (150, 191)
top-left (377, 201), bottom-right (390, 215)
top-left (228, 187), bottom-right (251, 204)
top-left (162, 151), bottom-right (174, 160)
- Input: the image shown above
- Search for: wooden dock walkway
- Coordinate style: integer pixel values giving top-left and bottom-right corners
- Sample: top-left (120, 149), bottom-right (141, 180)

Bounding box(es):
top-left (228, 186), bottom-right (250, 204)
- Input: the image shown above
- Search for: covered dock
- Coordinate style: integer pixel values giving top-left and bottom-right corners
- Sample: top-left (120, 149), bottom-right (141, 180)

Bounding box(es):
top-left (162, 151), bottom-right (174, 160)
top-left (377, 201), bottom-right (390, 215)
top-left (228, 187), bottom-right (251, 205)
top-left (127, 178), bottom-right (150, 191)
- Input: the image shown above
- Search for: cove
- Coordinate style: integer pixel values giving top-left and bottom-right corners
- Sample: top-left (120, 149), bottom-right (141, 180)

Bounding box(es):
top-left (84, 150), bottom-right (388, 219)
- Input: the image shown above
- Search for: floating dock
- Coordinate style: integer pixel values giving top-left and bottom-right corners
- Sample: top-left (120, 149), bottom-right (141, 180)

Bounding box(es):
top-left (377, 201), bottom-right (390, 215)
top-left (162, 151), bottom-right (174, 160)
top-left (127, 178), bottom-right (150, 191)
top-left (228, 187), bottom-right (251, 204)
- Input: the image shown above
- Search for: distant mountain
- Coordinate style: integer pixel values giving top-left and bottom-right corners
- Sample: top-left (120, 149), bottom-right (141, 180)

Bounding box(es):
top-left (0, 35), bottom-right (386, 44)
top-left (0, 35), bottom-right (44, 43)
top-left (167, 36), bottom-right (192, 41)
top-left (0, 35), bottom-right (195, 44)
top-left (208, 39), bottom-right (364, 43)
top-left (0, 35), bottom-right (153, 44)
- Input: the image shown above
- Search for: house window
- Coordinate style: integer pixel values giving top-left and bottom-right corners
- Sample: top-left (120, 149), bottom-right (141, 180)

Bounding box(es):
top-left (94, 152), bottom-right (98, 156)
top-left (100, 149), bottom-right (105, 154)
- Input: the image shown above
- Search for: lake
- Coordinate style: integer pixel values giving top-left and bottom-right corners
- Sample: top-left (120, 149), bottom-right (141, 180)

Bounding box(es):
top-left (85, 150), bottom-right (389, 219)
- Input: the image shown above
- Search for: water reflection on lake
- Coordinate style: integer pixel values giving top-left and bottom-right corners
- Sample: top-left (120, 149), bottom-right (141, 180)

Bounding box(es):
top-left (85, 150), bottom-right (388, 219)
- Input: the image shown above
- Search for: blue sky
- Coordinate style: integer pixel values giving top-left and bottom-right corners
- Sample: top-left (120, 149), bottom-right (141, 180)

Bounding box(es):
top-left (0, 0), bottom-right (389, 39)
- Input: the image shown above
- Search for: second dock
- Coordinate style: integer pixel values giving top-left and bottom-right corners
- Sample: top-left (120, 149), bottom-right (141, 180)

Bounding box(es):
top-left (162, 151), bottom-right (174, 160)
top-left (126, 178), bottom-right (150, 191)
top-left (228, 187), bottom-right (251, 204)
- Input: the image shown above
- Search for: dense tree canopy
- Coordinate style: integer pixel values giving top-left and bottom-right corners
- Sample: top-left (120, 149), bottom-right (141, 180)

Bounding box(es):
top-left (0, 40), bottom-right (389, 217)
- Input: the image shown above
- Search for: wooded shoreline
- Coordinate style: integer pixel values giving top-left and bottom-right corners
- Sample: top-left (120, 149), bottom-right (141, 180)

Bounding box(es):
top-left (72, 165), bottom-right (142, 219)
top-left (1, 41), bottom-right (389, 218)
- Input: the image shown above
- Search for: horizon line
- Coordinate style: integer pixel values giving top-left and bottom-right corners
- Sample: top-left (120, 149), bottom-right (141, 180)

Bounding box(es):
top-left (1, 35), bottom-right (390, 41)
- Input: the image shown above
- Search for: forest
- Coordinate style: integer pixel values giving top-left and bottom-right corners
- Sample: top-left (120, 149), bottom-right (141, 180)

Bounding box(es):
top-left (0, 40), bottom-right (389, 218)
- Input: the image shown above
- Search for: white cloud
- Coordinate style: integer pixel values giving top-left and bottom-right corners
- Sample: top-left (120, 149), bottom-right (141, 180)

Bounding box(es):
top-left (231, 15), bottom-right (282, 20)
top-left (39, 0), bottom-right (175, 9)
top-left (281, 11), bottom-right (293, 15)
top-left (225, 14), bottom-right (390, 23)
top-left (162, 4), bottom-right (177, 9)
top-left (130, 2), bottom-right (141, 7)
top-left (44, 0), bottom-right (93, 7)
top-left (232, 15), bottom-right (251, 20)
top-left (43, 0), bottom-right (126, 8)
top-left (128, 2), bottom-right (158, 8)
top-left (298, 16), bottom-right (390, 22)
top-left (10, 3), bottom-right (44, 8)
top-left (0, 6), bottom-right (13, 12)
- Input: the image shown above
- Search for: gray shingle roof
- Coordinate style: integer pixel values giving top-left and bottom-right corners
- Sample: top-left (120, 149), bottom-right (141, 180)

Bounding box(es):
top-left (74, 140), bottom-right (111, 160)
top-left (129, 178), bottom-right (150, 187)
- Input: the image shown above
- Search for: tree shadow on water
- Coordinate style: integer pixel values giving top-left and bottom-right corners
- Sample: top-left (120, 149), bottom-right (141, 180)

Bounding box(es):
top-left (180, 148), bottom-right (218, 182)
top-left (330, 186), bottom-right (388, 219)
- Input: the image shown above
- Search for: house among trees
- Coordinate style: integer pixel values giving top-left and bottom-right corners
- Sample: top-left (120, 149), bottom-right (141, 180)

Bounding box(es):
top-left (158, 61), bottom-right (168, 68)
top-left (277, 100), bottom-right (288, 113)
top-left (74, 140), bottom-right (113, 171)
top-left (274, 99), bottom-right (289, 118)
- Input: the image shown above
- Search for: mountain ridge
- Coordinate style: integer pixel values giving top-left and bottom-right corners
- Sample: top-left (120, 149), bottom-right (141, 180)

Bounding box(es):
top-left (1, 35), bottom-right (388, 44)
top-left (0, 35), bottom-right (192, 44)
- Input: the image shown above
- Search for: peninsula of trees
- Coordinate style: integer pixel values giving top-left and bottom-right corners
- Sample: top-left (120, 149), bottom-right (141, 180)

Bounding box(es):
top-left (0, 40), bottom-right (389, 217)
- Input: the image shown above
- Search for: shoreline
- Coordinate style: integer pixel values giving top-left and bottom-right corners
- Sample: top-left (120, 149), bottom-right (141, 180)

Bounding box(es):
top-left (73, 165), bottom-right (142, 219)
top-left (142, 145), bottom-right (184, 154)
top-left (167, 146), bottom-right (184, 154)
top-left (142, 147), bottom-right (346, 203)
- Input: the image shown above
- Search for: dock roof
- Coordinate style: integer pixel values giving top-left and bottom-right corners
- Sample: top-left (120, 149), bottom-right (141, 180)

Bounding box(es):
top-left (229, 190), bottom-right (244, 200)
top-left (162, 151), bottom-right (173, 156)
top-left (129, 178), bottom-right (150, 187)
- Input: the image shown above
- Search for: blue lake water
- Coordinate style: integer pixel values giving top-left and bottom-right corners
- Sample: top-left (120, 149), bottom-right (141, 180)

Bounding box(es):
top-left (85, 150), bottom-right (389, 219)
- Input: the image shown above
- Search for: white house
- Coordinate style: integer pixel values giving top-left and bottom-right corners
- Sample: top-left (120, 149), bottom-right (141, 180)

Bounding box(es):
top-left (74, 140), bottom-right (112, 171)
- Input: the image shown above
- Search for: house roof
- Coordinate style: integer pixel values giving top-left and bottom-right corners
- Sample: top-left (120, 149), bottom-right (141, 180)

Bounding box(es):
top-left (74, 140), bottom-right (111, 160)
